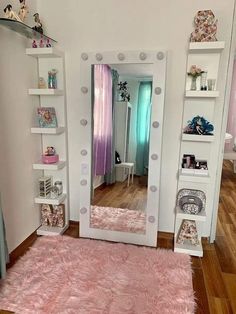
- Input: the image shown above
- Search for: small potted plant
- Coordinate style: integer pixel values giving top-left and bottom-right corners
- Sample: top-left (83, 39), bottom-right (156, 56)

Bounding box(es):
top-left (187, 65), bottom-right (204, 90)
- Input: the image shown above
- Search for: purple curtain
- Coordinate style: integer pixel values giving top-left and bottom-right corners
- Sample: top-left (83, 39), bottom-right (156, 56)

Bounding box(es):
top-left (226, 60), bottom-right (236, 149)
top-left (93, 65), bottom-right (113, 175)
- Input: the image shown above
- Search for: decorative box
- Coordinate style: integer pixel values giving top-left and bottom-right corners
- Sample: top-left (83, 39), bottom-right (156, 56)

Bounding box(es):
top-left (41, 204), bottom-right (65, 227)
top-left (39, 176), bottom-right (52, 197)
top-left (42, 154), bottom-right (59, 164)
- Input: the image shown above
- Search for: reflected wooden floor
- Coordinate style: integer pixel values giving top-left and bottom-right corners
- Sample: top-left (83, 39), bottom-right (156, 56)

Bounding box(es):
top-left (92, 176), bottom-right (147, 211)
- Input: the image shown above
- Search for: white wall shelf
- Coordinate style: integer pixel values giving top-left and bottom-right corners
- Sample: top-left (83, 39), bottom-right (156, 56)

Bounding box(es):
top-left (33, 161), bottom-right (66, 170)
top-left (179, 171), bottom-right (210, 183)
top-left (182, 134), bottom-right (215, 142)
top-left (176, 206), bottom-right (206, 222)
top-left (174, 237), bottom-right (203, 257)
top-left (189, 41), bottom-right (225, 53)
top-left (185, 90), bottom-right (219, 98)
top-left (175, 40), bottom-right (224, 257)
top-left (27, 48), bottom-right (69, 236)
top-left (36, 224), bottom-right (69, 236)
top-left (31, 127), bottom-right (65, 134)
top-left (29, 89), bottom-right (64, 96)
top-left (26, 48), bottom-right (63, 58)
top-left (35, 193), bottom-right (66, 205)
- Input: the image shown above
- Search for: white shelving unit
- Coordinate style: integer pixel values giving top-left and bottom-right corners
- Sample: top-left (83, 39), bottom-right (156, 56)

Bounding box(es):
top-left (174, 41), bottom-right (225, 257)
top-left (27, 47), bottom-right (69, 236)
top-left (29, 88), bottom-right (64, 96)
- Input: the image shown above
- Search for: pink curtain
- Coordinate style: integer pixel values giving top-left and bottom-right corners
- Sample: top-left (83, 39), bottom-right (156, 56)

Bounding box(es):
top-left (93, 65), bottom-right (113, 175)
top-left (226, 60), bottom-right (236, 149)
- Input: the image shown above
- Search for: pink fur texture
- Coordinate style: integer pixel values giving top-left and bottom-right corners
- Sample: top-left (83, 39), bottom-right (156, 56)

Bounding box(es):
top-left (90, 205), bottom-right (146, 234)
top-left (0, 236), bottom-right (195, 313)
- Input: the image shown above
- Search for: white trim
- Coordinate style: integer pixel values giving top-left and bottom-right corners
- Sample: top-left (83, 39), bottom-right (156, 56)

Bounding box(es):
top-left (78, 50), bottom-right (167, 247)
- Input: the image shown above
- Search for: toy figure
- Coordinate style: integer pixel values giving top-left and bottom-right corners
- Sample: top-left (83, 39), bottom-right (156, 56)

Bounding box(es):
top-left (32, 13), bottom-right (43, 34)
top-left (183, 116), bottom-right (214, 135)
top-left (38, 77), bottom-right (46, 89)
top-left (18, 0), bottom-right (29, 22)
top-left (39, 38), bottom-right (44, 48)
top-left (4, 4), bottom-right (21, 21)
top-left (46, 39), bottom-right (52, 47)
top-left (44, 147), bottom-right (56, 156)
top-left (32, 39), bottom-right (37, 48)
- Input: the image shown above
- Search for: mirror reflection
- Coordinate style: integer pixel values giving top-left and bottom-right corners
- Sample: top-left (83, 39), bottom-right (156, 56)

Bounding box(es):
top-left (90, 63), bottom-right (153, 234)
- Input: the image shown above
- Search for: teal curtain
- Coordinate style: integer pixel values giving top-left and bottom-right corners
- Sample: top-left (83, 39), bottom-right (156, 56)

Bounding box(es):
top-left (136, 81), bottom-right (152, 176)
top-left (0, 194), bottom-right (9, 279)
top-left (105, 69), bottom-right (119, 184)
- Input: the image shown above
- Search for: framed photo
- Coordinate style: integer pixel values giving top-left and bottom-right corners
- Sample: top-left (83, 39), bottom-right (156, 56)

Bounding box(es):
top-left (37, 107), bottom-right (58, 128)
top-left (41, 204), bottom-right (65, 227)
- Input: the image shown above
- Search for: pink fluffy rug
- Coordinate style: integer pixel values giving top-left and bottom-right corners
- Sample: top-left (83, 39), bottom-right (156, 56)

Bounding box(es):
top-left (0, 236), bottom-right (195, 314)
top-left (90, 205), bottom-right (146, 234)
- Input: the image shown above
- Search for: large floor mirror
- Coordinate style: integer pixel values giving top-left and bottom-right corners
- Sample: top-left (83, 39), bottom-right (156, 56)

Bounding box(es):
top-left (78, 51), bottom-right (166, 246)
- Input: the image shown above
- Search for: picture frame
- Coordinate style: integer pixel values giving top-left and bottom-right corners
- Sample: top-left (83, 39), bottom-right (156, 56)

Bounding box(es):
top-left (37, 107), bottom-right (58, 128)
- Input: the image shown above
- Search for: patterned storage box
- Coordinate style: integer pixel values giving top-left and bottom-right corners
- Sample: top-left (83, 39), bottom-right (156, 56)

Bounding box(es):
top-left (176, 189), bottom-right (206, 214)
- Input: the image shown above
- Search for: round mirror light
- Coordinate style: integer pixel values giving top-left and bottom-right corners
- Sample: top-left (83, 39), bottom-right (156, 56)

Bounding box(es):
top-left (150, 185), bottom-right (157, 192)
top-left (80, 179), bottom-right (87, 186)
top-left (96, 53), bottom-right (103, 61)
top-left (81, 86), bottom-right (88, 94)
top-left (80, 119), bottom-right (88, 126)
top-left (81, 149), bottom-right (88, 156)
top-left (80, 207), bottom-right (87, 215)
top-left (117, 53), bottom-right (125, 61)
top-left (151, 154), bottom-right (158, 160)
top-left (81, 53), bottom-right (88, 61)
top-left (152, 121), bottom-right (160, 128)
top-left (155, 87), bottom-right (162, 95)
top-left (139, 52), bottom-right (147, 60)
top-left (157, 51), bottom-right (165, 60)
top-left (148, 216), bottom-right (156, 223)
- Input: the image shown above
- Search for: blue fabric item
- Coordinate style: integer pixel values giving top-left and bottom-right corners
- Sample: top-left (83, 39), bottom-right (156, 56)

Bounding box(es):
top-left (0, 194), bottom-right (9, 279)
top-left (136, 81), bottom-right (152, 176)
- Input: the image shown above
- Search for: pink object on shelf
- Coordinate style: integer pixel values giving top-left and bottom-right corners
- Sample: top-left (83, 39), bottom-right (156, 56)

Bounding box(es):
top-left (42, 154), bottom-right (59, 164)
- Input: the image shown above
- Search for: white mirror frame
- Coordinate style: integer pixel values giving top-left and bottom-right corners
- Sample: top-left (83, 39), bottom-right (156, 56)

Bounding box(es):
top-left (78, 50), bottom-right (167, 247)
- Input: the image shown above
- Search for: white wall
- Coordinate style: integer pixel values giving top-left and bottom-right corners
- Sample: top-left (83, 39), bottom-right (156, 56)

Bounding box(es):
top-left (37, 0), bottom-right (234, 231)
top-left (0, 0), bottom-right (40, 252)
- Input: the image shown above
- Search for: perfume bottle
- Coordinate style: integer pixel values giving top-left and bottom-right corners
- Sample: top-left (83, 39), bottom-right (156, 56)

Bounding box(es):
top-left (200, 72), bottom-right (207, 91)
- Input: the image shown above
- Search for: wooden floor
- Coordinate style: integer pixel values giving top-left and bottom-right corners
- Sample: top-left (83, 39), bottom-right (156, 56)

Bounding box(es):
top-left (92, 176), bottom-right (147, 211)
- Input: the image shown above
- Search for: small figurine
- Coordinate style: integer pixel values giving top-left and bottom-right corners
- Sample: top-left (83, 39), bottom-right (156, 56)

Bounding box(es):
top-left (32, 39), bottom-right (37, 48)
top-left (18, 0), bottom-right (29, 22)
top-left (32, 13), bottom-right (43, 34)
top-left (183, 116), bottom-right (214, 135)
top-left (46, 39), bottom-right (52, 48)
top-left (38, 77), bottom-right (46, 89)
top-left (44, 147), bottom-right (56, 156)
top-left (39, 38), bottom-right (44, 48)
top-left (4, 4), bottom-right (21, 21)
